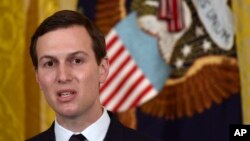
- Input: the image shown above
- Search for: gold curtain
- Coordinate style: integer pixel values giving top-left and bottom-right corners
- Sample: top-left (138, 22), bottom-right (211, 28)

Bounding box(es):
top-left (0, 0), bottom-right (77, 140)
top-left (0, 0), bottom-right (26, 140)
top-left (25, 1), bottom-right (59, 139)
top-left (233, 0), bottom-right (250, 124)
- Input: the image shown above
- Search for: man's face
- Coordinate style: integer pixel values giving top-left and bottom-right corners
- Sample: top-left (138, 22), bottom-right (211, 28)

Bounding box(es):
top-left (35, 25), bottom-right (109, 119)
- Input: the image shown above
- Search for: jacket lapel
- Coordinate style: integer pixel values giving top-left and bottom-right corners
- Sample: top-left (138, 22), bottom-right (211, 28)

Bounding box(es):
top-left (104, 112), bottom-right (124, 141)
top-left (37, 122), bottom-right (55, 141)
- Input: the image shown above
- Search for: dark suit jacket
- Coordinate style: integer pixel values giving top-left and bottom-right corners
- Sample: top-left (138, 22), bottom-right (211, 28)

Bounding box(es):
top-left (26, 112), bottom-right (158, 141)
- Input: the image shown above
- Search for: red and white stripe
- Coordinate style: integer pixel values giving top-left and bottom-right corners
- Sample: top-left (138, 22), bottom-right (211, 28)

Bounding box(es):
top-left (100, 30), bottom-right (157, 112)
top-left (158, 0), bottom-right (185, 32)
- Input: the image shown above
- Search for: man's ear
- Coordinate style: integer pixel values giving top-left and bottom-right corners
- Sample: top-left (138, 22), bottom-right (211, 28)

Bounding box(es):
top-left (35, 69), bottom-right (40, 85)
top-left (99, 57), bottom-right (109, 83)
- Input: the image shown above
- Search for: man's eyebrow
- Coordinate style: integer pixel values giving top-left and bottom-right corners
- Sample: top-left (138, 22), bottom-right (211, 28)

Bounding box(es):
top-left (39, 55), bottom-right (55, 62)
top-left (68, 51), bottom-right (89, 57)
top-left (38, 51), bottom-right (89, 61)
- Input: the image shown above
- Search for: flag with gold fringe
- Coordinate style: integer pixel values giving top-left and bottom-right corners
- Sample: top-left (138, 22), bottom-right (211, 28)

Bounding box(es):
top-left (76, 1), bottom-right (242, 141)
top-left (84, 0), bottom-right (242, 141)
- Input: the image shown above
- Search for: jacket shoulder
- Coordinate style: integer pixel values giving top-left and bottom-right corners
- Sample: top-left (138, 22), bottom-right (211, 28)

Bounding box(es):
top-left (106, 111), bottom-right (159, 141)
top-left (123, 126), bottom-right (159, 141)
top-left (26, 123), bottom-right (55, 141)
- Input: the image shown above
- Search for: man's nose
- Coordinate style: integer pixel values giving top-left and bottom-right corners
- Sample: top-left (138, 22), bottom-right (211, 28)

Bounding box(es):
top-left (56, 64), bottom-right (73, 83)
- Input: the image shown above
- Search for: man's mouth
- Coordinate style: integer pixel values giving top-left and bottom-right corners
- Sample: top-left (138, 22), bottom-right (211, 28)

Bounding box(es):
top-left (59, 92), bottom-right (73, 97)
top-left (57, 90), bottom-right (76, 97)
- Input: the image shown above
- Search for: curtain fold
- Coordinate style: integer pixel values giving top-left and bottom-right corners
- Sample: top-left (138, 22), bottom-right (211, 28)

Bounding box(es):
top-left (233, 0), bottom-right (250, 124)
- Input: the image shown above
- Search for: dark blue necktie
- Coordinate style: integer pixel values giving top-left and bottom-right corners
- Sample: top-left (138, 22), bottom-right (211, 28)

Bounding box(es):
top-left (69, 134), bottom-right (87, 141)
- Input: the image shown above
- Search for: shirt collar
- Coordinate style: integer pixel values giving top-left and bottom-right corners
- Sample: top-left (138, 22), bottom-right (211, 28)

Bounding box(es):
top-left (55, 120), bottom-right (73, 141)
top-left (55, 109), bottom-right (110, 141)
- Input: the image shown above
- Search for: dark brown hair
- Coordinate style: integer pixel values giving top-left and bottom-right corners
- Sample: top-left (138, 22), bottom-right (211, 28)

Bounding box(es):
top-left (30, 10), bottom-right (106, 69)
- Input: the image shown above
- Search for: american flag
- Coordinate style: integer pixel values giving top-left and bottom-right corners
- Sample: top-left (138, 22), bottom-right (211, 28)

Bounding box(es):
top-left (100, 30), bottom-right (157, 112)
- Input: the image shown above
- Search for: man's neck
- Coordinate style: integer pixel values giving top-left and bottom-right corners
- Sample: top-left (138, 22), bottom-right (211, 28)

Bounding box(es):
top-left (56, 107), bottom-right (103, 132)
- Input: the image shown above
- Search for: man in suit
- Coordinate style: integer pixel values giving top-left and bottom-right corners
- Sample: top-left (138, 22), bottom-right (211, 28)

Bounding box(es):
top-left (26, 10), bottom-right (158, 141)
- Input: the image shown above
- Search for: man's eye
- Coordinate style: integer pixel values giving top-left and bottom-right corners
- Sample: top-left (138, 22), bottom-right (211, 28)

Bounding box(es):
top-left (72, 58), bottom-right (82, 64)
top-left (44, 61), bottom-right (54, 67)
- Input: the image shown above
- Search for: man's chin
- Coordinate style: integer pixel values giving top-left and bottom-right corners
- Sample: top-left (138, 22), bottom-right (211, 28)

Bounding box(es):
top-left (56, 109), bottom-right (79, 119)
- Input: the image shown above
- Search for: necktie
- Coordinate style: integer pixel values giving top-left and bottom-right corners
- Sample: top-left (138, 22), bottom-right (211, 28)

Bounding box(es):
top-left (69, 134), bottom-right (87, 141)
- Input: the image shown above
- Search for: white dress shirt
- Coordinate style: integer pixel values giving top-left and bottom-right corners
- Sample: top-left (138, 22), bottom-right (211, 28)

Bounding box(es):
top-left (55, 109), bottom-right (110, 141)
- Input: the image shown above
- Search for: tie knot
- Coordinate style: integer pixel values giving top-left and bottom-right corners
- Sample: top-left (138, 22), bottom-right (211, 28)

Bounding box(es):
top-left (69, 134), bottom-right (87, 141)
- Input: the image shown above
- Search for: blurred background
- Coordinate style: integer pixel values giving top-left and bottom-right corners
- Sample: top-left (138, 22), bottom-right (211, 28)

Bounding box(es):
top-left (0, 0), bottom-right (249, 141)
